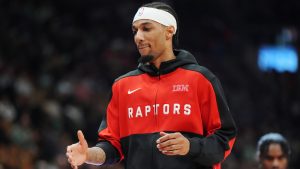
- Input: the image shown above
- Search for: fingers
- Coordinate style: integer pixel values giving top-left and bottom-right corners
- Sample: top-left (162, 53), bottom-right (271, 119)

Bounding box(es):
top-left (159, 131), bottom-right (168, 136)
top-left (157, 137), bottom-right (181, 153)
top-left (157, 143), bottom-right (182, 151)
top-left (66, 145), bottom-right (73, 157)
top-left (65, 130), bottom-right (89, 169)
top-left (66, 142), bottom-right (83, 164)
top-left (156, 132), bottom-right (190, 156)
top-left (66, 149), bottom-right (81, 169)
top-left (157, 137), bottom-right (180, 149)
top-left (67, 153), bottom-right (77, 167)
top-left (71, 164), bottom-right (78, 169)
top-left (160, 149), bottom-right (181, 156)
top-left (66, 143), bottom-right (77, 154)
top-left (157, 132), bottom-right (180, 143)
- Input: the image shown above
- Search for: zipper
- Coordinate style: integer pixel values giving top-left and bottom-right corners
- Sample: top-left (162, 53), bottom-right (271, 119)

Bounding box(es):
top-left (152, 69), bottom-right (160, 169)
top-left (154, 70), bottom-right (160, 129)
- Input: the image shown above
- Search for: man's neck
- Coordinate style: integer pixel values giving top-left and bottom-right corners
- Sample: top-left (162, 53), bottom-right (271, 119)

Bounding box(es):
top-left (152, 49), bottom-right (176, 69)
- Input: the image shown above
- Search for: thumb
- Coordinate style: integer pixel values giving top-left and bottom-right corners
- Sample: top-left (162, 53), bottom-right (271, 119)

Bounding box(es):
top-left (77, 130), bottom-right (88, 148)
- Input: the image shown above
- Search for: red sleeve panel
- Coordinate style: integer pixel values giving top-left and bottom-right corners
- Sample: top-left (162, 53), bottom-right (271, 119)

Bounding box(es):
top-left (98, 82), bottom-right (124, 161)
top-left (183, 65), bottom-right (237, 167)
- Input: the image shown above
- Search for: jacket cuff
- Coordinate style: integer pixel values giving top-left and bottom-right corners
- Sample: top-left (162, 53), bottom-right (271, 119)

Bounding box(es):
top-left (187, 137), bottom-right (203, 157)
top-left (95, 141), bottom-right (120, 165)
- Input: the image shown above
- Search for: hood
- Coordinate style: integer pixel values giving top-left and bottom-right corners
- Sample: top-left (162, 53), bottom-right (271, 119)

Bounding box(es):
top-left (138, 49), bottom-right (198, 76)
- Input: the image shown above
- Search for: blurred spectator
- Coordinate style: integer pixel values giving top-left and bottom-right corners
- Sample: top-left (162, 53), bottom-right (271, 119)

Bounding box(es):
top-left (256, 133), bottom-right (291, 169)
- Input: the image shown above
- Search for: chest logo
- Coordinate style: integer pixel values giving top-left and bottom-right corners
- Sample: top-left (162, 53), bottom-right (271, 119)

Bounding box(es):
top-left (128, 88), bottom-right (141, 94)
top-left (172, 84), bottom-right (189, 92)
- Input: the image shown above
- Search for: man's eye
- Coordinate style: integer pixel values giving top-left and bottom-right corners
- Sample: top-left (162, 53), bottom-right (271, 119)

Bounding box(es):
top-left (143, 27), bottom-right (150, 31)
top-left (132, 30), bottom-right (137, 35)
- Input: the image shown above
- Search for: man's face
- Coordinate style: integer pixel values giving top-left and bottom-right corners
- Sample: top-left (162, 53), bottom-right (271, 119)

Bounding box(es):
top-left (261, 143), bottom-right (288, 169)
top-left (132, 19), bottom-right (168, 58)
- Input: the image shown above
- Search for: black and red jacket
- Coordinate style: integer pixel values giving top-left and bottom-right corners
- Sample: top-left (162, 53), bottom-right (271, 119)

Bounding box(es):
top-left (96, 49), bottom-right (237, 169)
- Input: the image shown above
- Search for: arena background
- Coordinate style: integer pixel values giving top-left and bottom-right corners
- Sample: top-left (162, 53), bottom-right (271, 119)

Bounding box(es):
top-left (0, 0), bottom-right (299, 168)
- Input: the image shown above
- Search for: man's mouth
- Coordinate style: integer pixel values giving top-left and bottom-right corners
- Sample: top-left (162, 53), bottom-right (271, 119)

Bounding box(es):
top-left (138, 44), bottom-right (150, 49)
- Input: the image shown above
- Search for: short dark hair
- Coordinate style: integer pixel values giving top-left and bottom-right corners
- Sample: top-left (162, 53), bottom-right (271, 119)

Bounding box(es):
top-left (257, 133), bottom-right (291, 159)
top-left (141, 2), bottom-right (179, 48)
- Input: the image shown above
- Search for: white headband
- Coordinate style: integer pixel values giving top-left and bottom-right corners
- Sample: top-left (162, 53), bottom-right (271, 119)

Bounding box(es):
top-left (133, 7), bottom-right (177, 34)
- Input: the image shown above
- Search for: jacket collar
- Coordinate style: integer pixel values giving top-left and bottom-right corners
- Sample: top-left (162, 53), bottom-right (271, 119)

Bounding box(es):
top-left (138, 49), bottom-right (198, 76)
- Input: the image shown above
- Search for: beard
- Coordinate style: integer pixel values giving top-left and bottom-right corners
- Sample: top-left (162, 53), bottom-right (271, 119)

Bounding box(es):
top-left (138, 55), bottom-right (154, 64)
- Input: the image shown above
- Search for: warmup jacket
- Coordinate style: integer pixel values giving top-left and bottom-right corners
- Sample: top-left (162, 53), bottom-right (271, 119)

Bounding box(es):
top-left (96, 49), bottom-right (237, 169)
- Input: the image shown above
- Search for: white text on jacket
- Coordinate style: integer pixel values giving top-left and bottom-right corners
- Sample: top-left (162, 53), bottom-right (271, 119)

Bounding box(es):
top-left (128, 104), bottom-right (191, 118)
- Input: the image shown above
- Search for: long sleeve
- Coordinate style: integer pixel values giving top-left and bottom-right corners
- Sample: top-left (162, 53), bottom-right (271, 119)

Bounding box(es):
top-left (187, 68), bottom-right (237, 168)
top-left (96, 83), bottom-right (123, 164)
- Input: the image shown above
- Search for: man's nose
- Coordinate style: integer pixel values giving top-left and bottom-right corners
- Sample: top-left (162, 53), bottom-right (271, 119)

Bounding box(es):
top-left (135, 30), bottom-right (144, 42)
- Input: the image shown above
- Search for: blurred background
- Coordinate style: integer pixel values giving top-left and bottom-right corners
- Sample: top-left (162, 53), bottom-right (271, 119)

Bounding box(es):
top-left (0, 0), bottom-right (299, 168)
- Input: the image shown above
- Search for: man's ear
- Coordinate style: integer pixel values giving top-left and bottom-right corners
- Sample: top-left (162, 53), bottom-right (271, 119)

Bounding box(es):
top-left (165, 26), bottom-right (175, 40)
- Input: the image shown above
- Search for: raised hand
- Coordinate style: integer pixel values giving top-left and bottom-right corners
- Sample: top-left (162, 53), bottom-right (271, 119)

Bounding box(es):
top-left (66, 130), bottom-right (88, 168)
top-left (156, 131), bottom-right (190, 156)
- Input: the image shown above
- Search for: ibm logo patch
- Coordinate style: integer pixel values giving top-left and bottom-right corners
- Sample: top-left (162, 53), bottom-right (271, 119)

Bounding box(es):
top-left (172, 84), bottom-right (189, 92)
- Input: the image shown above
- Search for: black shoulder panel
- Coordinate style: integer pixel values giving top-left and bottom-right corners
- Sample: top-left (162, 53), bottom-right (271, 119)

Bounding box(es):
top-left (115, 69), bottom-right (144, 82)
top-left (182, 64), bottom-right (216, 81)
